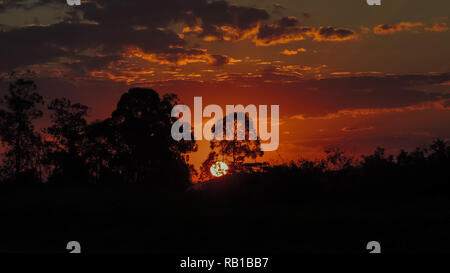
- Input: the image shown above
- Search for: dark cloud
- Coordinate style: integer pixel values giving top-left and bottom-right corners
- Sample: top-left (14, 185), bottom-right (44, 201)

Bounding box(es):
top-left (0, 0), bottom-right (68, 13)
top-left (0, 22), bottom-right (186, 71)
top-left (0, 0), bottom-right (30, 11)
top-left (255, 17), bottom-right (312, 46)
top-left (80, 0), bottom-right (268, 42)
top-left (81, 0), bottom-right (199, 28)
top-left (255, 17), bottom-right (357, 46)
top-left (373, 22), bottom-right (424, 34)
top-left (185, 0), bottom-right (269, 41)
top-left (1, 0), bottom-right (257, 72)
top-left (314, 26), bottom-right (356, 41)
top-left (382, 21), bottom-right (448, 34)
top-left (210, 54), bottom-right (229, 66)
top-left (135, 47), bottom-right (231, 67)
top-left (182, 5), bottom-right (347, 45)
top-left (0, 0), bottom-right (358, 73)
top-left (194, 1), bottom-right (269, 30)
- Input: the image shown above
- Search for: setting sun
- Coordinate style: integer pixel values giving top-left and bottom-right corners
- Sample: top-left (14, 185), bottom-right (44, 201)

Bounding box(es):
top-left (210, 161), bottom-right (229, 177)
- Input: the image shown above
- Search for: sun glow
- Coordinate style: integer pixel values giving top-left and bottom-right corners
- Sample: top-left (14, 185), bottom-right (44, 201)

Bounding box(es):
top-left (210, 161), bottom-right (229, 177)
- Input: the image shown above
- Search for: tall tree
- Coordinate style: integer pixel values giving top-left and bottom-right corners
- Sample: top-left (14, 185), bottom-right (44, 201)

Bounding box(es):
top-left (45, 98), bottom-right (90, 183)
top-left (106, 88), bottom-right (197, 188)
top-left (210, 113), bottom-right (264, 173)
top-left (84, 120), bottom-right (115, 184)
top-left (0, 79), bottom-right (43, 181)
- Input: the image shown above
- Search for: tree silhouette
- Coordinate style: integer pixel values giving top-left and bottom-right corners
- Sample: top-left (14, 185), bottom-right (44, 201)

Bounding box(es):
top-left (429, 139), bottom-right (450, 163)
top-left (210, 113), bottom-right (263, 173)
top-left (324, 146), bottom-right (354, 170)
top-left (0, 79), bottom-right (43, 182)
top-left (362, 147), bottom-right (394, 171)
top-left (103, 88), bottom-right (197, 188)
top-left (84, 120), bottom-right (115, 184)
top-left (45, 98), bottom-right (90, 184)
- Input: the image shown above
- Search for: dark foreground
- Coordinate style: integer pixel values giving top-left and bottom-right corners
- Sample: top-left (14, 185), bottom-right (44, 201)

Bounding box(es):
top-left (1, 175), bottom-right (449, 254)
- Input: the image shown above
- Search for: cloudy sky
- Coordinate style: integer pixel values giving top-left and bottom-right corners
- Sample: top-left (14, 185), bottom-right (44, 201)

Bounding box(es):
top-left (1, 0), bottom-right (449, 168)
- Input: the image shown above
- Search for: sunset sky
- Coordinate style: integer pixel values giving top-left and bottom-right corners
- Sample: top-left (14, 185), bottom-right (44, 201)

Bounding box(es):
top-left (1, 0), bottom-right (449, 170)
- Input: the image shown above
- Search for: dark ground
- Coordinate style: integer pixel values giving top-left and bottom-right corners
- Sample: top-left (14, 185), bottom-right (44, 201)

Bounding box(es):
top-left (1, 176), bottom-right (449, 254)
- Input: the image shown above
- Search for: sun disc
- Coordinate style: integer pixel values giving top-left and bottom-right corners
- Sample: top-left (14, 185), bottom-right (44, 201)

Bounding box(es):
top-left (210, 161), bottom-right (229, 177)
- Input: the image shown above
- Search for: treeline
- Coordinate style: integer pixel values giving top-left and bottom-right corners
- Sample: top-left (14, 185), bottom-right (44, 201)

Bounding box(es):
top-left (1, 78), bottom-right (449, 196)
top-left (0, 79), bottom-right (197, 190)
top-left (193, 140), bottom-right (450, 202)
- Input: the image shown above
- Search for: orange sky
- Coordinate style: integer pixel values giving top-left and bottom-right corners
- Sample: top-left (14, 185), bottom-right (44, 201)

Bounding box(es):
top-left (0, 0), bottom-right (449, 175)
